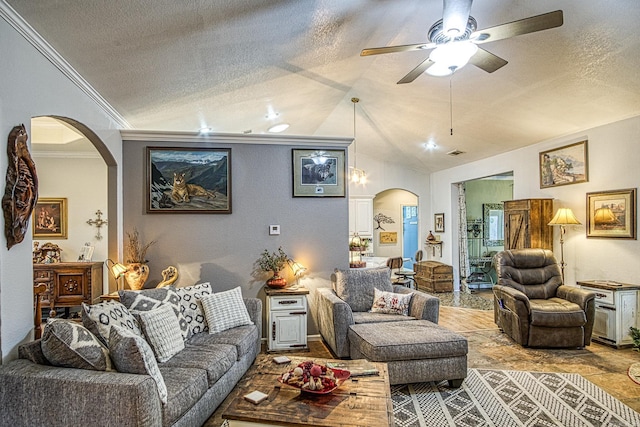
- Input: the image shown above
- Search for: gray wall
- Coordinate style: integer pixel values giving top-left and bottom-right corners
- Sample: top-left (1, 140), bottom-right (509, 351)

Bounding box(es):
top-left (122, 137), bottom-right (349, 337)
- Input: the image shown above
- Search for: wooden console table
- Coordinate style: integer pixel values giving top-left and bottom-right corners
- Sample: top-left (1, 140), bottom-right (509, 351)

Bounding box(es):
top-left (33, 262), bottom-right (103, 318)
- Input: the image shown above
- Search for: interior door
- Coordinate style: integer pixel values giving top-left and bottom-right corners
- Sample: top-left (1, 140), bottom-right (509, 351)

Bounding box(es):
top-left (402, 206), bottom-right (418, 269)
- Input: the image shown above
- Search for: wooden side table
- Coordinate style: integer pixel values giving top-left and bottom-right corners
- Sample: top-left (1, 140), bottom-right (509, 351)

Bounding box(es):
top-left (264, 287), bottom-right (309, 352)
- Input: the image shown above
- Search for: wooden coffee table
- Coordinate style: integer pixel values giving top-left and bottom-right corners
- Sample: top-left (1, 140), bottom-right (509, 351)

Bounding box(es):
top-left (222, 355), bottom-right (393, 427)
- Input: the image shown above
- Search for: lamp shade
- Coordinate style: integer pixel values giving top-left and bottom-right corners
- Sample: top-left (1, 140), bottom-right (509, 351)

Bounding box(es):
top-left (593, 207), bottom-right (619, 225)
top-left (548, 208), bottom-right (581, 226)
top-left (290, 261), bottom-right (307, 277)
top-left (106, 259), bottom-right (128, 279)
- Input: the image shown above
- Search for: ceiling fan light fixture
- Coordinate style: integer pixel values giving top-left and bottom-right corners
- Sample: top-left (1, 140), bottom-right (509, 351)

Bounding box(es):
top-left (268, 123), bottom-right (289, 133)
top-left (429, 41), bottom-right (478, 69)
top-left (426, 62), bottom-right (455, 77)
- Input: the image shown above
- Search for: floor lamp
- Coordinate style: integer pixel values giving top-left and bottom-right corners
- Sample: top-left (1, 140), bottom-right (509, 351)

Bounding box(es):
top-left (548, 208), bottom-right (581, 283)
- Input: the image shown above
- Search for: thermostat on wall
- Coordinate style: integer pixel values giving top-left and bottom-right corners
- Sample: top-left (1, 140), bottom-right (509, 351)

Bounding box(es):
top-left (269, 225), bottom-right (280, 235)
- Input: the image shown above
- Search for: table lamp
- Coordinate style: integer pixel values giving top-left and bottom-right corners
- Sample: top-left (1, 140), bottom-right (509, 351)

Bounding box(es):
top-left (289, 261), bottom-right (307, 289)
top-left (548, 208), bottom-right (581, 283)
top-left (105, 259), bottom-right (128, 292)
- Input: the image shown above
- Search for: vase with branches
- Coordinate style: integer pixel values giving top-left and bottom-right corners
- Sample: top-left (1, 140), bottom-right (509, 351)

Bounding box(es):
top-left (124, 229), bottom-right (157, 290)
top-left (258, 247), bottom-right (291, 288)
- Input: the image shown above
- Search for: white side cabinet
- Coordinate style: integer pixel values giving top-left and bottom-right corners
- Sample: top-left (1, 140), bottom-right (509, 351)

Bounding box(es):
top-left (349, 197), bottom-right (373, 237)
top-left (578, 280), bottom-right (639, 347)
top-left (265, 287), bottom-right (309, 352)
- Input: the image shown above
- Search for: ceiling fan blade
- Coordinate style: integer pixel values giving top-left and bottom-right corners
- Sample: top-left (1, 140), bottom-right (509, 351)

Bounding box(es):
top-left (361, 43), bottom-right (435, 57)
top-left (469, 47), bottom-right (508, 73)
top-left (397, 58), bottom-right (434, 84)
top-left (443, 0), bottom-right (473, 36)
top-left (471, 10), bottom-right (563, 45)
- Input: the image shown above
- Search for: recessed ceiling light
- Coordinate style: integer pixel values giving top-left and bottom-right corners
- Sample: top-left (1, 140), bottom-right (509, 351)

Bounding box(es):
top-left (268, 123), bottom-right (289, 133)
top-left (424, 141), bottom-right (437, 149)
top-left (199, 127), bottom-right (213, 134)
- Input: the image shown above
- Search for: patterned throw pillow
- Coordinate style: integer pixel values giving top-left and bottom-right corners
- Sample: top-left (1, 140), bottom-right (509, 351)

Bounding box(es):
top-left (200, 286), bottom-right (253, 334)
top-left (41, 319), bottom-right (111, 371)
top-left (119, 287), bottom-right (190, 341)
top-left (109, 325), bottom-right (168, 405)
top-left (175, 283), bottom-right (212, 335)
top-left (370, 288), bottom-right (413, 316)
top-left (82, 300), bottom-right (141, 345)
top-left (134, 304), bottom-right (185, 363)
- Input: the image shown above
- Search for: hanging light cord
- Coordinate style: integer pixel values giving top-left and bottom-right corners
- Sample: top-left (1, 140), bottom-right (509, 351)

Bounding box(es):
top-left (352, 97), bottom-right (359, 169)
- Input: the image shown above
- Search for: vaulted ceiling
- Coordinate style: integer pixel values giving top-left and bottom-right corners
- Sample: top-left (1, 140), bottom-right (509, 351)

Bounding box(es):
top-left (7, 0), bottom-right (640, 172)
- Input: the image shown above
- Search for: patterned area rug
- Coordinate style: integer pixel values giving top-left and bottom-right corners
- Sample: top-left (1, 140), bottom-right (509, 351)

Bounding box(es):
top-left (392, 369), bottom-right (640, 427)
top-left (426, 291), bottom-right (494, 311)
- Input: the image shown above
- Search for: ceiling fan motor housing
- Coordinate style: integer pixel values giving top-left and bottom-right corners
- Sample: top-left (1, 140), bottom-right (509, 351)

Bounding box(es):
top-left (428, 17), bottom-right (477, 44)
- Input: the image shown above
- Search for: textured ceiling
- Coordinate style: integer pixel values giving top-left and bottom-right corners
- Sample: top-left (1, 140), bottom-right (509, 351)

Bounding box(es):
top-left (8, 0), bottom-right (640, 172)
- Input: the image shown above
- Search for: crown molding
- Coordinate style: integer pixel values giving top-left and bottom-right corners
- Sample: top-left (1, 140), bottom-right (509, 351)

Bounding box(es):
top-left (120, 130), bottom-right (353, 147)
top-left (0, 1), bottom-right (131, 129)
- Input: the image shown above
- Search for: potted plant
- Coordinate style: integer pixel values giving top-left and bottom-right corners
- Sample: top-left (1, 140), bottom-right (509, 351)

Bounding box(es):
top-left (258, 247), bottom-right (291, 288)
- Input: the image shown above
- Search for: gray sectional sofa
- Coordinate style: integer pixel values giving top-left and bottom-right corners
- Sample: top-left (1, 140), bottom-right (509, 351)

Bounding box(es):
top-left (0, 290), bottom-right (261, 427)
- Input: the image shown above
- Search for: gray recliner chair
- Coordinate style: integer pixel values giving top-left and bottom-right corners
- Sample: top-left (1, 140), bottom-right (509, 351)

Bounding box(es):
top-left (493, 248), bottom-right (595, 348)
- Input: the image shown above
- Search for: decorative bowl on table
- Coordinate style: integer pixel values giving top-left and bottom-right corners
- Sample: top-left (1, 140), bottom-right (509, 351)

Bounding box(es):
top-left (278, 361), bottom-right (350, 394)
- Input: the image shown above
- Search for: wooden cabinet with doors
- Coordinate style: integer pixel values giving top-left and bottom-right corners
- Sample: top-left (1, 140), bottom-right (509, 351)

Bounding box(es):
top-left (349, 197), bottom-right (373, 237)
top-left (503, 198), bottom-right (553, 250)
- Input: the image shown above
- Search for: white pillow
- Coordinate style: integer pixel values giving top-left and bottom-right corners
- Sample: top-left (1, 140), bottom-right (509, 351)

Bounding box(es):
top-left (176, 282), bottom-right (212, 335)
top-left (200, 286), bottom-right (253, 334)
top-left (370, 288), bottom-right (413, 316)
top-left (134, 304), bottom-right (185, 363)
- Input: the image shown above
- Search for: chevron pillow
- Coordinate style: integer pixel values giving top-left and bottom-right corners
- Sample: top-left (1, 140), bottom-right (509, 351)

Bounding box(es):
top-left (41, 319), bottom-right (111, 371)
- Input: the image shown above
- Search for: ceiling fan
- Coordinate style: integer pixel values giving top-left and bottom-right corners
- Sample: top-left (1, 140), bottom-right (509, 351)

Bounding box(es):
top-left (361, 0), bottom-right (563, 83)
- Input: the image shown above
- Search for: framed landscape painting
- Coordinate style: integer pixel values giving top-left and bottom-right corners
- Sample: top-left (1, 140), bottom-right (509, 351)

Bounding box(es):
top-left (292, 149), bottom-right (346, 197)
top-left (33, 198), bottom-right (67, 238)
top-left (147, 147), bottom-right (231, 213)
top-left (586, 188), bottom-right (636, 239)
top-left (539, 141), bottom-right (588, 188)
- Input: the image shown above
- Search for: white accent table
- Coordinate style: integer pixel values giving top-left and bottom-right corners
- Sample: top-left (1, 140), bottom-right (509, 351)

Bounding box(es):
top-left (264, 286), bottom-right (309, 352)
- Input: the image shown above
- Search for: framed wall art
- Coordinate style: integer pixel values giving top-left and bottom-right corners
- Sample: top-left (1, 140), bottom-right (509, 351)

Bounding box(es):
top-left (292, 149), bottom-right (346, 197)
top-left (147, 147), bottom-right (231, 214)
top-left (434, 213), bottom-right (445, 233)
top-left (379, 231), bottom-right (397, 244)
top-left (33, 198), bottom-right (67, 238)
top-left (586, 188), bottom-right (636, 239)
top-left (539, 140), bottom-right (588, 188)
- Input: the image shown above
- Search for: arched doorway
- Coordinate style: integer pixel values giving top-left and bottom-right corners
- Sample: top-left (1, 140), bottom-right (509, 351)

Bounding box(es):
top-left (373, 189), bottom-right (419, 267)
top-left (31, 116), bottom-right (117, 297)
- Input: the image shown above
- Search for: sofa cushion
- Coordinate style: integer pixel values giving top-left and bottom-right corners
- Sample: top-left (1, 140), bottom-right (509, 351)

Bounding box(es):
top-left (119, 286), bottom-right (190, 341)
top-left (370, 288), bottom-right (413, 315)
top-left (134, 304), bottom-right (185, 363)
top-left (188, 324), bottom-right (258, 360)
top-left (529, 298), bottom-right (586, 327)
top-left (159, 341), bottom-right (237, 387)
top-left (82, 300), bottom-right (141, 345)
top-left (334, 267), bottom-right (393, 312)
top-left (159, 367), bottom-right (209, 427)
top-left (201, 287), bottom-right (253, 334)
top-left (109, 325), bottom-right (168, 404)
top-left (41, 319), bottom-right (111, 371)
top-left (353, 312), bottom-right (417, 324)
top-left (176, 283), bottom-right (212, 335)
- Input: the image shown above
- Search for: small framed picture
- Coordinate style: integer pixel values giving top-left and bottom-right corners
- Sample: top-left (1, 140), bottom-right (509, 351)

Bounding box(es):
top-left (32, 198), bottom-right (67, 239)
top-left (78, 243), bottom-right (95, 262)
top-left (379, 231), bottom-right (398, 244)
top-left (434, 213), bottom-right (445, 233)
top-left (586, 188), bottom-right (636, 239)
top-left (292, 149), bottom-right (346, 197)
top-left (539, 140), bottom-right (588, 188)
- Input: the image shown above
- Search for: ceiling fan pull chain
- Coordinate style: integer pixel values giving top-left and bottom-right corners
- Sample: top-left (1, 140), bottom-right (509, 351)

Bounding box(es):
top-left (450, 76), bottom-right (454, 136)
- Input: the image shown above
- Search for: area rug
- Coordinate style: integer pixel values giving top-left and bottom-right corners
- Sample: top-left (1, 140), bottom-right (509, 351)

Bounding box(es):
top-left (426, 291), bottom-right (494, 310)
top-left (392, 369), bottom-right (640, 427)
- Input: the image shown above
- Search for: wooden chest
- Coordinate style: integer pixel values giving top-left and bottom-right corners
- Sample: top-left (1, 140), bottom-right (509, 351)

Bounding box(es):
top-left (414, 261), bottom-right (453, 293)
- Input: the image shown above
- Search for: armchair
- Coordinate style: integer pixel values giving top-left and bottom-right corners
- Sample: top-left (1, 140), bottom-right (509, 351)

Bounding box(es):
top-left (314, 267), bottom-right (439, 357)
top-left (493, 249), bottom-right (595, 348)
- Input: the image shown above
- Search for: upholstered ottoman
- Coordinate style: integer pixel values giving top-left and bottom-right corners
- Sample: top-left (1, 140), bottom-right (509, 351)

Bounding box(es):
top-left (348, 320), bottom-right (468, 386)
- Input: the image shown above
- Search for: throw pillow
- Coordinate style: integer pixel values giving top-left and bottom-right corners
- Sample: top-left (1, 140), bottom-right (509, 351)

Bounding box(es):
top-left (41, 319), bottom-right (111, 371)
top-left (370, 288), bottom-right (413, 316)
top-left (334, 267), bottom-right (393, 312)
top-left (119, 286), bottom-right (190, 341)
top-left (175, 282), bottom-right (212, 335)
top-left (200, 286), bottom-right (253, 334)
top-left (82, 300), bottom-right (141, 345)
top-left (134, 304), bottom-right (185, 363)
top-left (109, 325), bottom-right (168, 405)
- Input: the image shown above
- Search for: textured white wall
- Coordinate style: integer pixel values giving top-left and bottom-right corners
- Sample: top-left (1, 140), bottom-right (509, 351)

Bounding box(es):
top-left (430, 115), bottom-right (640, 288)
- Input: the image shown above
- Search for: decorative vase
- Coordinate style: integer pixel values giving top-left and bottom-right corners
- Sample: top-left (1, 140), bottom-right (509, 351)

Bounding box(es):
top-left (124, 262), bottom-right (150, 290)
top-left (266, 272), bottom-right (287, 289)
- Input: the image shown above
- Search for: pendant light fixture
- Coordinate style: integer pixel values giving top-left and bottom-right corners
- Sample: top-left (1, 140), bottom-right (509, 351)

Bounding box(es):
top-left (350, 97), bottom-right (366, 184)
